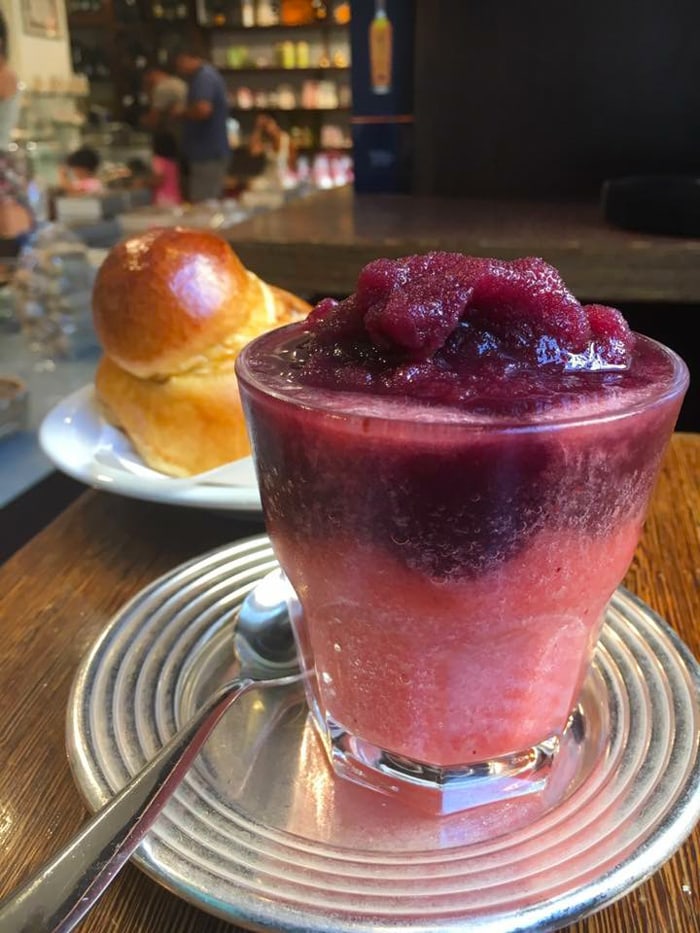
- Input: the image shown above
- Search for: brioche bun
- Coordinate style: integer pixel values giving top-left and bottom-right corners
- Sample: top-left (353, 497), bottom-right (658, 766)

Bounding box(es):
top-left (92, 226), bottom-right (310, 477)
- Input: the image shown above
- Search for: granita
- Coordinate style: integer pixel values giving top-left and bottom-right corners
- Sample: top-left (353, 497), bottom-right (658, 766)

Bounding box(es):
top-left (235, 253), bottom-right (688, 798)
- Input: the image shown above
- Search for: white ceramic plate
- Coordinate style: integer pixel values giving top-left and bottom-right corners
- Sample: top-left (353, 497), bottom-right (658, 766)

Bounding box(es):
top-left (38, 384), bottom-right (262, 512)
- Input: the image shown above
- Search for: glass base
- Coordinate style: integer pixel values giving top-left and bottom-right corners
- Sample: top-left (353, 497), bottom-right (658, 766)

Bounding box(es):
top-left (313, 709), bottom-right (586, 817)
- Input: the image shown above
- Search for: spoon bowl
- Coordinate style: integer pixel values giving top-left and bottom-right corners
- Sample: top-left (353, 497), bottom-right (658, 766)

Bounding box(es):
top-left (0, 568), bottom-right (300, 933)
top-left (234, 567), bottom-right (299, 676)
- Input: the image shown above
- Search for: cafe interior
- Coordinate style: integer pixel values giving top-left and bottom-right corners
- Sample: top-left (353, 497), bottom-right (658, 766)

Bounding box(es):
top-left (1, 2), bottom-right (698, 932)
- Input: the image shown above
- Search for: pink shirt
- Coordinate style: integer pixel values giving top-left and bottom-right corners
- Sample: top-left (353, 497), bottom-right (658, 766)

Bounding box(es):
top-left (72, 176), bottom-right (103, 194)
top-left (152, 155), bottom-right (182, 207)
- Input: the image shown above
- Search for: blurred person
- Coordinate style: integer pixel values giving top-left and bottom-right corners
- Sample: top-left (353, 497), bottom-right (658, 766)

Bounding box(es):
top-left (173, 49), bottom-right (229, 202)
top-left (247, 112), bottom-right (296, 191)
top-left (0, 16), bottom-right (30, 260)
top-left (141, 65), bottom-right (187, 200)
top-left (150, 130), bottom-right (183, 206)
top-left (0, 152), bottom-right (34, 260)
top-left (123, 139), bottom-right (183, 209)
top-left (125, 157), bottom-right (152, 190)
top-left (128, 134), bottom-right (182, 207)
top-left (58, 147), bottom-right (103, 195)
top-left (142, 65), bottom-right (187, 133)
top-left (0, 12), bottom-right (19, 152)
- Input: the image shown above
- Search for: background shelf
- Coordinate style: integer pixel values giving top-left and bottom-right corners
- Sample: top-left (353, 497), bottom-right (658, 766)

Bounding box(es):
top-left (220, 65), bottom-right (350, 74)
top-left (67, 1), bottom-right (352, 141)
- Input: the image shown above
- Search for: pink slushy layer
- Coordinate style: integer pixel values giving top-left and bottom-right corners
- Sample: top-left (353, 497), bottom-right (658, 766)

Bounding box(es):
top-left (276, 521), bottom-right (640, 766)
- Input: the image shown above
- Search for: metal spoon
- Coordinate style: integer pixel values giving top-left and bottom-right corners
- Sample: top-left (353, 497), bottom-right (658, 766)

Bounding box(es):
top-left (0, 569), bottom-right (300, 933)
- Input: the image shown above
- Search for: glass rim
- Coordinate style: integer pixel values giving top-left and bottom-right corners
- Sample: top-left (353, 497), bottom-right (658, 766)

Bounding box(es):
top-left (235, 325), bottom-right (690, 434)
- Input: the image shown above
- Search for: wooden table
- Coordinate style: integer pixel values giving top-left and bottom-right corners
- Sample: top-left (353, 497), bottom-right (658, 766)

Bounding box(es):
top-left (225, 187), bottom-right (700, 304)
top-left (1, 433), bottom-right (699, 933)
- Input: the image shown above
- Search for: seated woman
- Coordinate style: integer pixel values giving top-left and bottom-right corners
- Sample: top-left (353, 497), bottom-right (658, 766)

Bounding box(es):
top-left (247, 113), bottom-right (296, 191)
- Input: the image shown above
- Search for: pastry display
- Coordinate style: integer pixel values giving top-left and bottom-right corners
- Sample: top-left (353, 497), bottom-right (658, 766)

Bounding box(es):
top-left (92, 226), bottom-right (310, 476)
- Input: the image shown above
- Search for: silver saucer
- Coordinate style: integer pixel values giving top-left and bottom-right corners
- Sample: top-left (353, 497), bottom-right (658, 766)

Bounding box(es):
top-left (66, 535), bottom-right (700, 933)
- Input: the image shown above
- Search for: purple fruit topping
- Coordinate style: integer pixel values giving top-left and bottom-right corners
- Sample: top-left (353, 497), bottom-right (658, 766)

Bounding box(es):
top-left (297, 253), bottom-right (634, 408)
top-left (240, 252), bottom-right (681, 579)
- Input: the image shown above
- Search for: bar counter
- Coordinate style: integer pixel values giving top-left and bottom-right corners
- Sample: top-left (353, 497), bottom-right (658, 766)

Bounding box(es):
top-left (0, 433), bottom-right (698, 932)
top-left (225, 187), bottom-right (700, 304)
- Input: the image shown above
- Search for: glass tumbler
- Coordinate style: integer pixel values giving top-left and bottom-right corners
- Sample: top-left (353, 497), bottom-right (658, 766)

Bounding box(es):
top-left (236, 325), bottom-right (689, 815)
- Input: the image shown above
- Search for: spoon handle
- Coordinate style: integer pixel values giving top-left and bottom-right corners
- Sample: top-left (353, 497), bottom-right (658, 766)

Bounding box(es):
top-left (0, 673), bottom-right (297, 933)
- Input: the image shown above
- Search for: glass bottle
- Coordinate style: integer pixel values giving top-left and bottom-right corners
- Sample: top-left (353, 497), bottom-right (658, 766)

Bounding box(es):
top-left (332, 1), bottom-right (350, 24)
top-left (312, 0), bottom-right (327, 21)
top-left (241, 0), bottom-right (255, 26)
top-left (369, 0), bottom-right (392, 94)
top-left (280, 0), bottom-right (314, 26)
top-left (256, 0), bottom-right (279, 25)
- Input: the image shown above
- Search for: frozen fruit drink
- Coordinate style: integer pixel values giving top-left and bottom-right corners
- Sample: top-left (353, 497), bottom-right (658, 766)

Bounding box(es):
top-left (236, 254), bottom-right (688, 813)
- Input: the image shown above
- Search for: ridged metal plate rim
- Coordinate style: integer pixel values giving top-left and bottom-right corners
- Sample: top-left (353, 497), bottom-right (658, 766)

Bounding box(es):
top-left (66, 534), bottom-right (700, 933)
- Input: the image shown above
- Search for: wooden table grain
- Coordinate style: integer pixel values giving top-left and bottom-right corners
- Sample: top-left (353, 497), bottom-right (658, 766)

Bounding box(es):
top-left (1, 433), bottom-right (699, 933)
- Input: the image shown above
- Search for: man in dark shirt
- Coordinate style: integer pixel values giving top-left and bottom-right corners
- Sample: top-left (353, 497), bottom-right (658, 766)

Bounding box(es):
top-left (173, 51), bottom-right (230, 202)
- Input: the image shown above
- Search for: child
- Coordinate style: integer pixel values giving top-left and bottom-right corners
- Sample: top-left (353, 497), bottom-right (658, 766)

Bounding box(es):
top-left (125, 157), bottom-right (152, 192)
top-left (58, 147), bottom-right (103, 196)
top-left (150, 130), bottom-right (182, 207)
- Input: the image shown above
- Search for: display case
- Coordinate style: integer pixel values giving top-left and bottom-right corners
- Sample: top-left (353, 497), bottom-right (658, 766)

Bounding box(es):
top-left (13, 78), bottom-right (89, 187)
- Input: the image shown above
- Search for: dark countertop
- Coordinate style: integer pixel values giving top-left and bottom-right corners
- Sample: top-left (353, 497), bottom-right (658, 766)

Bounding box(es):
top-left (223, 186), bottom-right (700, 303)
